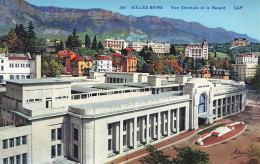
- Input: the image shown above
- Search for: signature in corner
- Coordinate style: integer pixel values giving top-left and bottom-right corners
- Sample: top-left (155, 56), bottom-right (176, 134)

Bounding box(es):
top-left (231, 148), bottom-right (247, 159)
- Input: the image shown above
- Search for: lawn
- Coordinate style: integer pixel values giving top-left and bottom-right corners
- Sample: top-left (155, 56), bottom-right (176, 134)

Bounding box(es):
top-left (209, 52), bottom-right (230, 59)
top-left (198, 123), bottom-right (226, 135)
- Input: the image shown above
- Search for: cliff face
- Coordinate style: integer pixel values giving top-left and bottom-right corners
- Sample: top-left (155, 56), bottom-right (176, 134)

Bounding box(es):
top-left (0, 0), bottom-right (258, 43)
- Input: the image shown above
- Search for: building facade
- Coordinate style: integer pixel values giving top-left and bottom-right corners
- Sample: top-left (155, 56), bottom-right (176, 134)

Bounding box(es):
top-left (0, 53), bottom-right (41, 83)
top-left (185, 39), bottom-right (208, 59)
top-left (233, 53), bottom-right (259, 81)
top-left (128, 41), bottom-right (170, 54)
top-left (103, 39), bottom-right (128, 51)
top-left (0, 74), bottom-right (246, 164)
top-left (92, 56), bottom-right (112, 72)
top-left (230, 38), bottom-right (250, 47)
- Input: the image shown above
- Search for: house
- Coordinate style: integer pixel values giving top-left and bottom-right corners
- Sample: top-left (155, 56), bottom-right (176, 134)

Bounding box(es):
top-left (0, 53), bottom-right (41, 83)
top-left (92, 56), bottom-right (112, 72)
top-left (108, 53), bottom-right (137, 72)
top-left (185, 38), bottom-right (208, 59)
top-left (71, 56), bottom-right (92, 76)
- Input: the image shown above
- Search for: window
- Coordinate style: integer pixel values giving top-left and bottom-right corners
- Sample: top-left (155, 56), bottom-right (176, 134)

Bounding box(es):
top-left (16, 155), bottom-right (20, 164)
top-left (51, 145), bottom-right (56, 158)
top-left (57, 128), bottom-right (62, 140)
top-left (57, 144), bottom-right (62, 156)
top-left (108, 124), bottom-right (112, 135)
top-left (10, 75), bottom-right (14, 79)
top-left (21, 75), bottom-right (25, 79)
top-left (123, 135), bottom-right (126, 146)
top-left (16, 137), bottom-right (20, 146)
top-left (123, 121), bottom-right (126, 131)
top-left (198, 94), bottom-right (206, 114)
top-left (22, 153), bottom-right (27, 164)
top-left (108, 139), bottom-right (112, 151)
top-left (1, 60), bottom-right (3, 63)
top-left (3, 158), bottom-right (8, 164)
top-left (73, 144), bottom-right (78, 159)
top-left (22, 136), bottom-right (27, 145)
top-left (9, 138), bottom-right (14, 148)
top-left (9, 156), bottom-right (14, 164)
top-left (74, 128), bottom-right (78, 141)
top-left (3, 139), bottom-right (8, 149)
top-left (51, 129), bottom-right (56, 141)
top-left (16, 75), bottom-right (19, 79)
top-left (1, 66), bottom-right (3, 71)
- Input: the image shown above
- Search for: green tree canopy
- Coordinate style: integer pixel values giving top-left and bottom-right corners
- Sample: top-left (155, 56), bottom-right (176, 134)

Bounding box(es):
top-left (66, 28), bottom-right (81, 50)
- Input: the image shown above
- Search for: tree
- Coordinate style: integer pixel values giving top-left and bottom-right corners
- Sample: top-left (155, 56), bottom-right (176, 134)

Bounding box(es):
top-left (247, 65), bottom-right (260, 100)
top-left (140, 145), bottom-right (171, 164)
top-left (23, 21), bottom-right (38, 55)
top-left (97, 41), bottom-right (104, 54)
top-left (141, 145), bottom-right (211, 164)
top-left (148, 46), bottom-right (153, 52)
top-left (4, 29), bottom-right (20, 52)
top-left (85, 34), bottom-right (89, 48)
top-left (91, 35), bottom-right (97, 52)
top-left (229, 66), bottom-right (239, 81)
top-left (247, 143), bottom-right (260, 162)
top-left (170, 44), bottom-right (176, 56)
top-left (66, 28), bottom-right (81, 50)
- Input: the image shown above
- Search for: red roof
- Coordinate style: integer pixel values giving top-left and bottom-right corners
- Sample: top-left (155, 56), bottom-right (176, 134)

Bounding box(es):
top-left (8, 57), bottom-right (30, 60)
top-left (109, 53), bottom-right (121, 57)
top-left (84, 57), bottom-right (91, 61)
top-left (126, 56), bottom-right (137, 59)
top-left (74, 56), bottom-right (83, 61)
top-left (125, 48), bottom-right (131, 52)
top-left (93, 56), bottom-right (110, 60)
top-left (236, 53), bottom-right (256, 58)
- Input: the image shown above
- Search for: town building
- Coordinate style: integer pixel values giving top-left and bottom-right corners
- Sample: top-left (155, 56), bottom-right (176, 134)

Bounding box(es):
top-left (92, 56), bottom-right (112, 72)
top-left (0, 73), bottom-right (246, 164)
top-left (109, 53), bottom-right (137, 72)
top-left (185, 39), bottom-right (208, 59)
top-left (71, 57), bottom-right (92, 76)
top-left (128, 41), bottom-right (170, 54)
top-left (103, 39), bottom-right (128, 51)
top-left (192, 70), bottom-right (211, 78)
top-left (210, 69), bottom-right (229, 80)
top-left (233, 53), bottom-right (258, 81)
top-left (230, 38), bottom-right (250, 47)
top-left (0, 53), bottom-right (41, 83)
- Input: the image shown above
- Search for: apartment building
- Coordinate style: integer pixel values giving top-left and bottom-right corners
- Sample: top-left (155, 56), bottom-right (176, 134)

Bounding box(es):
top-left (128, 41), bottom-right (170, 54)
top-left (185, 38), bottom-right (208, 59)
top-left (103, 39), bottom-right (128, 51)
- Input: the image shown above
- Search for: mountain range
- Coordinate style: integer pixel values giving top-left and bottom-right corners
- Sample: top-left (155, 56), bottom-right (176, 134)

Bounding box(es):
top-left (0, 0), bottom-right (258, 43)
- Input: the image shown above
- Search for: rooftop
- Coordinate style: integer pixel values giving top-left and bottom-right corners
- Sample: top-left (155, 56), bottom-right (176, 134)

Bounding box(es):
top-left (6, 78), bottom-right (71, 85)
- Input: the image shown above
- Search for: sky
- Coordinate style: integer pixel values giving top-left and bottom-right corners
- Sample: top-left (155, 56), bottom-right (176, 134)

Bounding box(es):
top-left (25, 0), bottom-right (260, 41)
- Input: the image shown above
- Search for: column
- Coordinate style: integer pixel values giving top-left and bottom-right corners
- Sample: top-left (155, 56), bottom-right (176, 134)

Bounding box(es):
top-left (220, 98), bottom-right (223, 117)
top-left (152, 115), bottom-right (156, 139)
top-left (115, 122), bottom-right (120, 152)
top-left (133, 117), bottom-right (137, 148)
top-left (141, 117), bottom-right (145, 143)
top-left (157, 112), bottom-right (161, 139)
top-left (129, 119), bottom-right (133, 147)
top-left (167, 110), bottom-right (171, 136)
top-left (176, 108), bottom-right (179, 133)
top-left (146, 114), bottom-right (149, 144)
top-left (119, 120), bottom-right (123, 154)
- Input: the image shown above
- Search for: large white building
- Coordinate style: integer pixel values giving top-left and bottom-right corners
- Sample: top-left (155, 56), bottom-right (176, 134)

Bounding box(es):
top-left (185, 39), bottom-right (208, 59)
top-left (0, 73), bottom-right (246, 164)
top-left (233, 53), bottom-right (259, 81)
top-left (92, 56), bottom-right (112, 72)
top-left (0, 53), bottom-right (41, 83)
top-left (128, 41), bottom-right (170, 54)
top-left (103, 39), bottom-right (128, 51)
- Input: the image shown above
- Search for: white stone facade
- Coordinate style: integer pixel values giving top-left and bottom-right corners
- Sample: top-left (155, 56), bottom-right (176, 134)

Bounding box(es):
top-left (92, 59), bottom-right (112, 72)
top-left (0, 75), bottom-right (246, 164)
top-left (185, 39), bottom-right (208, 59)
top-left (103, 39), bottom-right (128, 50)
top-left (128, 41), bottom-right (170, 54)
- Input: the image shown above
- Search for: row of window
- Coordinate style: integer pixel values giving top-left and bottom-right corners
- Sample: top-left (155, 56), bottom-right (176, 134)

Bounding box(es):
top-left (10, 75), bottom-right (30, 80)
top-left (26, 98), bottom-right (42, 103)
top-left (9, 63), bottom-right (30, 68)
top-left (2, 136), bottom-right (27, 150)
top-left (51, 128), bottom-right (62, 141)
top-left (3, 153), bottom-right (27, 164)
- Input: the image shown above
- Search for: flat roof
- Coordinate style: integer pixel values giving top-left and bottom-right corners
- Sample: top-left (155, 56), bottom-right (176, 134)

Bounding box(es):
top-left (6, 78), bottom-right (72, 85)
top-left (71, 91), bottom-right (184, 110)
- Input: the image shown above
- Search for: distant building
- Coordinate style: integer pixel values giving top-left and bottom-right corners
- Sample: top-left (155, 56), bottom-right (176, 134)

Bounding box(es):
top-left (128, 41), bottom-right (170, 54)
top-left (103, 39), bottom-right (128, 51)
top-left (109, 53), bottom-right (137, 72)
top-left (192, 70), bottom-right (211, 78)
top-left (230, 38), bottom-right (250, 47)
top-left (233, 53), bottom-right (258, 81)
top-left (71, 57), bottom-right (92, 76)
top-left (92, 56), bottom-right (112, 72)
top-left (185, 38), bottom-right (208, 59)
top-left (210, 69), bottom-right (229, 80)
top-left (0, 53), bottom-right (41, 83)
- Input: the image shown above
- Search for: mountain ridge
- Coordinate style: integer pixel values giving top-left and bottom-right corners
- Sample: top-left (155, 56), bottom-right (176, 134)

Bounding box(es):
top-left (0, 0), bottom-right (258, 43)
